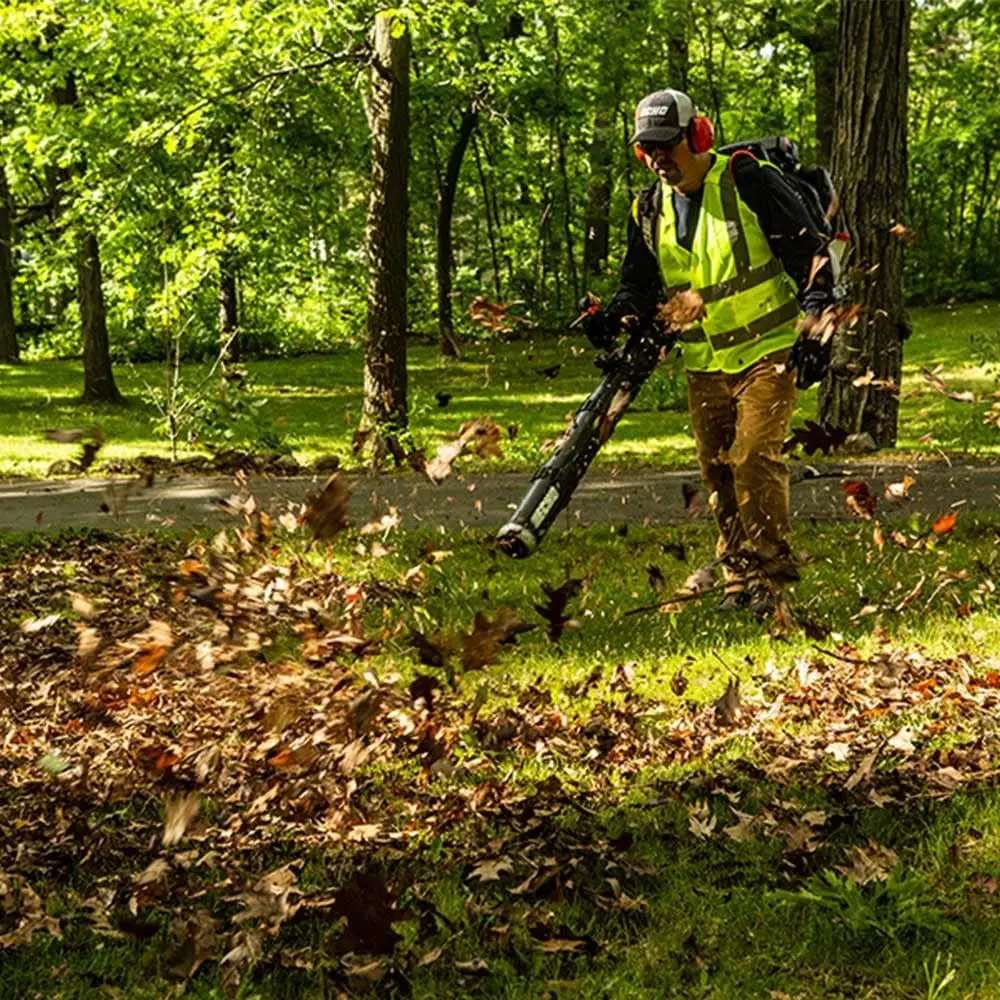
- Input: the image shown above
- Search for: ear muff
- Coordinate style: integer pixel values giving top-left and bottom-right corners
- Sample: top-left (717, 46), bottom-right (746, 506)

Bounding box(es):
top-left (687, 114), bottom-right (715, 154)
top-left (633, 144), bottom-right (652, 168)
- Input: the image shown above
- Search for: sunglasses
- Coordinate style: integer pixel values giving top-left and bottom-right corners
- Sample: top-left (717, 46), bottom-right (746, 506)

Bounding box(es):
top-left (635, 135), bottom-right (684, 154)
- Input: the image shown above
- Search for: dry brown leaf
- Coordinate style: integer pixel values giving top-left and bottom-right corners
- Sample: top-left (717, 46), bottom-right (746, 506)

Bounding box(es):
top-left (657, 289), bottom-right (705, 330)
top-left (303, 474), bottom-right (352, 541)
top-left (0, 876), bottom-right (61, 949)
top-left (921, 368), bottom-right (976, 403)
top-left (836, 839), bottom-right (899, 884)
top-left (162, 791), bottom-right (200, 847)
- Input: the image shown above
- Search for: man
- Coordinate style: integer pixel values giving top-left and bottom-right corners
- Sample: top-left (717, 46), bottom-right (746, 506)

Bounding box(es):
top-left (581, 89), bottom-right (834, 618)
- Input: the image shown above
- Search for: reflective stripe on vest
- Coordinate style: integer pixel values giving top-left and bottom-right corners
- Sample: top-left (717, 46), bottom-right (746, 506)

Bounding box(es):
top-left (648, 156), bottom-right (800, 372)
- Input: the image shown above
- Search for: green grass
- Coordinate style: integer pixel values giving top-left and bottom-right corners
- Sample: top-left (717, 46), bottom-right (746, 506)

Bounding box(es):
top-left (1, 301), bottom-right (999, 478)
top-left (3, 513), bottom-right (1000, 998)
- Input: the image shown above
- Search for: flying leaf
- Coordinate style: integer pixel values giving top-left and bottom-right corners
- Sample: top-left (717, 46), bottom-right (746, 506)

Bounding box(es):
top-left (681, 482), bottom-right (704, 518)
top-left (408, 629), bottom-right (451, 668)
top-left (680, 563), bottom-right (715, 595)
top-left (598, 388), bottom-right (631, 444)
top-left (303, 474), bottom-right (352, 541)
top-left (162, 792), bottom-right (200, 847)
top-left (662, 540), bottom-right (687, 562)
top-left (713, 678), bottom-right (740, 727)
top-left (461, 609), bottom-right (534, 670)
top-left (843, 480), bottom-right (877, 518)
top-left (883, 475), bottom-right (915, 501)
top-left (425, 420), bottom-right (504, 483)
top-left (657, 289), bottom-right (706, 330)
top-left (888, 222), bottom-right (918, 246)
top-left (534, 577), bottom-right (583, 642)
top-left (932, 510), bottom-right (958, 536)
top-left (782, 420), bottom-right (848, 457)
top-left (921, 368), bottom-right (976, 403)
top-left (44, 428), bottom-right (87, 444)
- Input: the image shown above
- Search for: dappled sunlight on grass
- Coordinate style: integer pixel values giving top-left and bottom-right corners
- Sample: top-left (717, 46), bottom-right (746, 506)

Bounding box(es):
top-left (1, 301), bottom-right (998, 476)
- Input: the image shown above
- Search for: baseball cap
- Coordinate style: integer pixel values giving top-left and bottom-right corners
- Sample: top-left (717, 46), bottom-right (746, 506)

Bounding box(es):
top-left (629, 89), bottom-right (696, 145)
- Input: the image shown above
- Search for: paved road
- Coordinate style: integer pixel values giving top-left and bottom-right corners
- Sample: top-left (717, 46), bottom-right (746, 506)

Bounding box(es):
top-left (0, 461), bottom-right (996, 536)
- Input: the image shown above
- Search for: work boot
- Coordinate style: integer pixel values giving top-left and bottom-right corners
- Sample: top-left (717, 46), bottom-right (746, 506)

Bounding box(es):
top-left (747, 583), bottom-right (777, 622)
top-left (718, 590), bottom-right (750, 612)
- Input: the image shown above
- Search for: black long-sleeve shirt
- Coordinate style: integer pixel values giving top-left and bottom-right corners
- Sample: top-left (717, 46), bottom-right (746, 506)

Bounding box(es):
top-left (608, 153), bottom-right (834, 320)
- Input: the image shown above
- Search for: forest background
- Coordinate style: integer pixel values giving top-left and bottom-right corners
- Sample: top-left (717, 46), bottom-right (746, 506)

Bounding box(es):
top-left (1, 0), bottom-right (996, 399)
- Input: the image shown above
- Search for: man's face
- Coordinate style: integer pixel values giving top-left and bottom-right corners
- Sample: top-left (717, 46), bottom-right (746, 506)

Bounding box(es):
top-left (639, 136), bottom-right (693, 188)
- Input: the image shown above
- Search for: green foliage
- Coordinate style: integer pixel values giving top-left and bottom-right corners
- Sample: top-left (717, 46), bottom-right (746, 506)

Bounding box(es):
top-left (774, 868), bottom-right (958, 945)
top-left (0, 0), bottom-right (998, 376)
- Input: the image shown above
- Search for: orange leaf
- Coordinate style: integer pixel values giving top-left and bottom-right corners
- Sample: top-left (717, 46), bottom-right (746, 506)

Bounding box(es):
top-left (932, 511), bottom-right (958, 536)
top-left (132, 646), bottom-right (166, 675)
top-left (268, 747), bottom-right (296, 768)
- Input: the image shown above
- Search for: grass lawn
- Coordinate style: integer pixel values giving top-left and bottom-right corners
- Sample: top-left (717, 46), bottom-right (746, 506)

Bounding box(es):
top-left (0, 301), bottom-right (998, 479)
top-left (2, 506), bottom-right (1000, 998)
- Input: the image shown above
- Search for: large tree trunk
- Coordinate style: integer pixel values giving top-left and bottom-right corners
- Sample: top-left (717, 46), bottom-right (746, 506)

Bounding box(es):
top-left (364, 12), bottom-right (410, 445)
top-left (812, 37), bottom-right (838, 166)
top-left (436, 107), bottom-right (477, 359)
top-left (79, 231), bottom-right (122, 402)
top-left (818, 0), bottom-right (909, 448)
top-left (0, 165), bottom-right (18, 363)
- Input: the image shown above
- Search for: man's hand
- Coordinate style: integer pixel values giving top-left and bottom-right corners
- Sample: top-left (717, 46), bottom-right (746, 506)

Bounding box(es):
top-left (788, 312), bottom-right (832, 389)
top-left (573, 295), bottom-right (621, 351)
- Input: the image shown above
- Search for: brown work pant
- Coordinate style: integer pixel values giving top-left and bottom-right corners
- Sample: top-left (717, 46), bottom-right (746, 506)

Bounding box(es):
top-left (686, 350), bottom-right (798, 589)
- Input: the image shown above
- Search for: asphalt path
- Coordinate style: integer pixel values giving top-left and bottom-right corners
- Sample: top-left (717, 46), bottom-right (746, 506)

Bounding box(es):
top-left (0, 461), bottom-right (996, 537)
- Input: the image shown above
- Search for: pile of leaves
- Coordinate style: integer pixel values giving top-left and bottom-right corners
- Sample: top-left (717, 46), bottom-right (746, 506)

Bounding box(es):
top-left (2, 509), bottom-right (1000, 990)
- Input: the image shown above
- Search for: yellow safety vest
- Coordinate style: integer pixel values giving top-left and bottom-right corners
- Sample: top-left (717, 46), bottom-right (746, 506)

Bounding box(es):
top-left (631, 154), bottom-right (800, 373)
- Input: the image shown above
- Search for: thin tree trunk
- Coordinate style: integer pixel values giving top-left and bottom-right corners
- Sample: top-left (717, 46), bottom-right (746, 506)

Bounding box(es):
top-left (79, 231), bottom-right (122, 403)
top-left (50, 73), bottom-right (121, 401)
top-left (216, 130), bottom-right (241, 364)
top-left (364, 12), bottom-right (410, 448)
top-left (583, 105), bottom-right (613, 277)
top-left (666, 0), bottom-right (690, 91)
top-left (436, 107), bottom-right (477, 359)
top-left (550, 27), bottom-right (579, 307)
top-left (818, 0), bottom-right (910, 448)
top-left (0, 165), bottom-right (18, 363)
top-left (472, 133), bottom-right (503, 299)
top-left (219, 261), bottom-right (239, 361)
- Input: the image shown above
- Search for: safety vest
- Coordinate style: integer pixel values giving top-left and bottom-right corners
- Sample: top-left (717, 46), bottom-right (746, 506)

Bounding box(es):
top-left (631, 154), bottom-right (800, 373)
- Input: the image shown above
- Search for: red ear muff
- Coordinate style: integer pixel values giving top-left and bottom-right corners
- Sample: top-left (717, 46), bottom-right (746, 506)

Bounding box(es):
top-left (688, 114), bottom-right (715, 154)
top-left (633, 145), bottom-right (652, 168)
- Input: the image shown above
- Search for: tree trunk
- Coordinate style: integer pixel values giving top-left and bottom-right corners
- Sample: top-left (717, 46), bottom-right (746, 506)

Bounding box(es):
top-left (818, 0), bottom-right (909, 448)
top-left (0, 165), bottom-right (18, 363)
top-left (50, 72), bottom-right (121, 401)
top-left (583, 105), bottom-right (613, 277)
top-left (436, 107), bottom-right (477, 359)
top-left (364, 12), bottom-right (410, 444)
top-left (549, 24), bottom-right (579, 307)
top-left (472, 133), bottom-right (503, 299)
top-left (812, 41), bottom-right (837, 166)
top-left (772, 6), bottom-right (838, 164)
top-left (216, 130), bottom-right (241, 364)
top-left (666, 0), bottom-right (690, 91)
top-left (219, 260), bottom-right (240, 362)
top-left (79, 231), bottom-right (122, 403)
